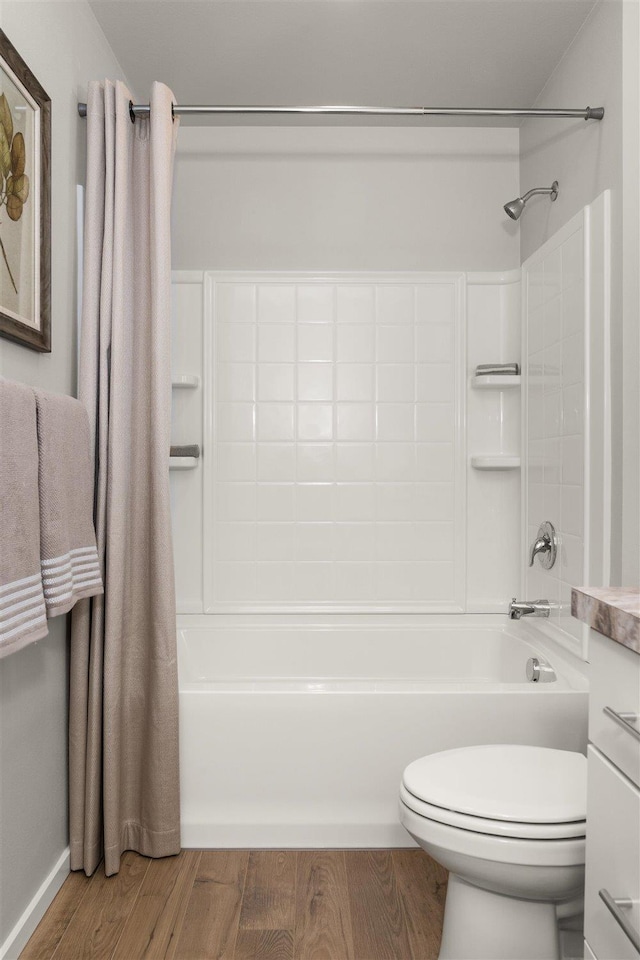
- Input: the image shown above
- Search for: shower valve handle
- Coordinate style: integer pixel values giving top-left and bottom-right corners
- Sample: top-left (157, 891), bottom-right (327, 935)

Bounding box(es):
top-left (528, 521), bottom-right (558, 569)
top-left (529, 535), bottom-right (552, 566)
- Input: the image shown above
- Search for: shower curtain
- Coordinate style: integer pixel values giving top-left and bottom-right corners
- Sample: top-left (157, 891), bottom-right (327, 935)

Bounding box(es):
top-left (69, 80), bottom-right (180, 876)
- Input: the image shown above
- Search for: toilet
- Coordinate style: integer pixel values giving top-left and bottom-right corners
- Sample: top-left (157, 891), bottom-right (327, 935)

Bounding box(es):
top-left (398, 744), bottom-right (587, 960)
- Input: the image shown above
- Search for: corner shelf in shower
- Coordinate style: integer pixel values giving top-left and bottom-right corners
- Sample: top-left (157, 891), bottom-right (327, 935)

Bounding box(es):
top-left (470, 455), bottom-right (521, 471)
top-left (171, 375), bottom-right (200, 389)
top-left (472, 375), bottom-right (521, 389)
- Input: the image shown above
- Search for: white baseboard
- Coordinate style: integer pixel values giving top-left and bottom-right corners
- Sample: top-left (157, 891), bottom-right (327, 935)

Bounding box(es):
top-left (180, 821), bottom-right (417, 849)
top-left (0, 848), bottom-right (70, 960)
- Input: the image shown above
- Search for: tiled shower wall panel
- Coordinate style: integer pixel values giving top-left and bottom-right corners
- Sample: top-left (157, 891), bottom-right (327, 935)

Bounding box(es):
top-left (204, 274), bottom-right (466, 611)
top-left (524, 215), bottom-right (587, 655)
top-left (171, 275), bottom-right (205, 612)
top-left (466, 277), bottom-right (521, 611)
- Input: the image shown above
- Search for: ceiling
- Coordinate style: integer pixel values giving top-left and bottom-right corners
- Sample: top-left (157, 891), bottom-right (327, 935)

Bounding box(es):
top-left (89, 0), bottom-right (597, 125)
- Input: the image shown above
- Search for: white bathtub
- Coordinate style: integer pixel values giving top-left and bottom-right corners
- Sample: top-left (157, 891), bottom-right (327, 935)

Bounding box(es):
top-left (177, 614), bottom-right (588, 848)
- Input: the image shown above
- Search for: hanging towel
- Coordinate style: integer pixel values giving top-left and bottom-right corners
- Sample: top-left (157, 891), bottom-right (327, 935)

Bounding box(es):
top-left (0, 379), bottom-right (48, 657)
top-left (170, 444), bottom-right (200, 458)
top-left (34, 389), bottom-right (103, 617)
top-left (475, 362), bottom-right (520, 376)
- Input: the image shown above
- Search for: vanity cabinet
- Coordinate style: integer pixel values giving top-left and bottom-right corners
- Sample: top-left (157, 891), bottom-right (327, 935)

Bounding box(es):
top-left (584, 628), bottom-right (640, 960)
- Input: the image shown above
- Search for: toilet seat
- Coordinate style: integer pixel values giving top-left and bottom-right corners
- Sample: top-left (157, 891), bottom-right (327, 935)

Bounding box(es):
top-left (399, 782), bottom-right (586, 840)
top-left (402, 744), bottom-right (587, 836)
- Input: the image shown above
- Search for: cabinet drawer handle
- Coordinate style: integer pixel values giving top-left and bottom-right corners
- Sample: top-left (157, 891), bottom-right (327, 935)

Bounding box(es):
top-left (603, 706), bottom-right (640, 743)
top-left (599, 889), bottom-right (640, 953)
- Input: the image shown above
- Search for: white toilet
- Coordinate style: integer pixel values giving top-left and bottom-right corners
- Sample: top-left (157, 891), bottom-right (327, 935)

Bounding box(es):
top-left (398, 744), bottom-right (586, 960)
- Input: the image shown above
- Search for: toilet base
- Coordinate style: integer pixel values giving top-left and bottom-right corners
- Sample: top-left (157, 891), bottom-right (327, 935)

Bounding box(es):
top-left (439, 875), bottom-right (560, 960)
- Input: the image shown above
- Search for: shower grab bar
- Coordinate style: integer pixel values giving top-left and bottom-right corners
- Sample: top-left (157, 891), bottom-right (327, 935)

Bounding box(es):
top-left (77, 102), bottom-right (605, 122)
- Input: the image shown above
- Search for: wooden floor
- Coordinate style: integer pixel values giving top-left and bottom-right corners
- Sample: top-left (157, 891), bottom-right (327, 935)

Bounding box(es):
top-left (20, 849), bottom-right (447, 960)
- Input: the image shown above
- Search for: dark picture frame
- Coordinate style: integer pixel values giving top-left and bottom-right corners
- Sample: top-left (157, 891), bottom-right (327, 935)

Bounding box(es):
top-left (0, 30), bottom-right (51, 352)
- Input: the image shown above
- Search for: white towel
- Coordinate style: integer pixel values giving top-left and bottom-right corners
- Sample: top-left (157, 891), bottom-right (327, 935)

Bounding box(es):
top-left (475, 362), bottom-right (520, 376)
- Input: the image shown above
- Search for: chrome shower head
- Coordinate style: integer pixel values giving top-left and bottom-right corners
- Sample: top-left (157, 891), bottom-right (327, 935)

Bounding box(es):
top-left (504, 197), bottom-right (526, 220)
top-left (504, 181), bottom-right (559, 220)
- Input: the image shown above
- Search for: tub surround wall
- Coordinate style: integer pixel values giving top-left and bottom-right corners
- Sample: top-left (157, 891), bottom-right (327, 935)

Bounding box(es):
top-left (523, 194), bottom-right (611, 660)
top-left (206, 273), bottom-right (465, 611)
top-left (171, 279), bottom-right (205, 613)
top-left (466, 274), bottom-right (521, 612)
top-left (520, 0), bottom-right (639, 588)
top-left (0, 4), bottom-right (128, 956)
top-left (171, 270), bottom-right (521, 615)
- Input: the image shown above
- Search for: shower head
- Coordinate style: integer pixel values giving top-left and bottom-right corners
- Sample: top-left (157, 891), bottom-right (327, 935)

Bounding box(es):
top-left (504, 197), bottom-right (526, 220)
top-left (504, 181), bottom-right (559, 220)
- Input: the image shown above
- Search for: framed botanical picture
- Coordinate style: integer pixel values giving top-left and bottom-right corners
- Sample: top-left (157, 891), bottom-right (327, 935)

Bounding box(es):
top-left (0, 30), bottom-right (50, 352)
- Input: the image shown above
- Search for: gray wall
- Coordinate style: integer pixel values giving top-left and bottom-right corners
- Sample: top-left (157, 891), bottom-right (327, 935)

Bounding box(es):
top-left (519, 0), bottom-right (639, 586)
top-left (173, 126), bottom-right (521, 272)
top-left (0, 2), bottom-right (127, 946)
top-left (0, 626), bottom-right (69, 945)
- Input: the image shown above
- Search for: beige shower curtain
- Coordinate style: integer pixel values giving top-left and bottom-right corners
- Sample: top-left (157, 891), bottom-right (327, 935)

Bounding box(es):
top-left (69, 80), bottom-right (180, 876)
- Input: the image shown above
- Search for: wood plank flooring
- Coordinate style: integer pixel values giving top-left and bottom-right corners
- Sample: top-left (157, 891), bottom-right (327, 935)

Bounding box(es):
top-left (20, 850), bottom-right (447, 960)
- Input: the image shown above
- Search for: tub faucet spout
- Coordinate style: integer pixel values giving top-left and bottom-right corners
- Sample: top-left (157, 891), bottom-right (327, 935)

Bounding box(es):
top-left (509, 598), bottom-right (551, 620)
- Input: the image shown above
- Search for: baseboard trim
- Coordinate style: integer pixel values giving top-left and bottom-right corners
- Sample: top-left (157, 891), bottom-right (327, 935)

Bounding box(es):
top-left (180, 822), bottom-right (417, 848)
top-left (0, 847), bottom-right (70, 960)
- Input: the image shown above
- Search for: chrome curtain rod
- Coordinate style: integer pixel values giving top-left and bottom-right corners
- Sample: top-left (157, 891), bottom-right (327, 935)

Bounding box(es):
top-left (77, 102), bottom-right (605, 121)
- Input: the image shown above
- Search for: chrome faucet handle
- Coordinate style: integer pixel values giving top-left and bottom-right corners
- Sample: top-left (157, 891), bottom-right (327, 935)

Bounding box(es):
top-left (528, 521), bottom-right (557, 569)
top-left (529, 535), bottom-right (550, 566)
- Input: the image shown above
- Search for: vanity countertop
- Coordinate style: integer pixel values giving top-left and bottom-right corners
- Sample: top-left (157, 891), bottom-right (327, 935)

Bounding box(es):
top-left (572, 586), bottom-right (640, 654)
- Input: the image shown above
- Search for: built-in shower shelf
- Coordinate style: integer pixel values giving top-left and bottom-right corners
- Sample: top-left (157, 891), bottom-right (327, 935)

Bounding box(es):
top-left (472, 375), bottom-right (521, 389)
top-left (171, 375), bottom-right (200, 389)
top-left (470, 455), bottom-right (521, 471)
top-left (169, 457), bottom-right (199, 470)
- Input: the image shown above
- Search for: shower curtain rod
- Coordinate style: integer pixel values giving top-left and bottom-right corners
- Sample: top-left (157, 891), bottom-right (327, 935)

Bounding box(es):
top-left (77, 102), bottom-right (605, 121)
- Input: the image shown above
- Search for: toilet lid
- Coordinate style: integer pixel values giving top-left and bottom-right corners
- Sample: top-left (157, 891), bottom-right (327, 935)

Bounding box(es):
top-left (402, 745), bottom-right (587, 824)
